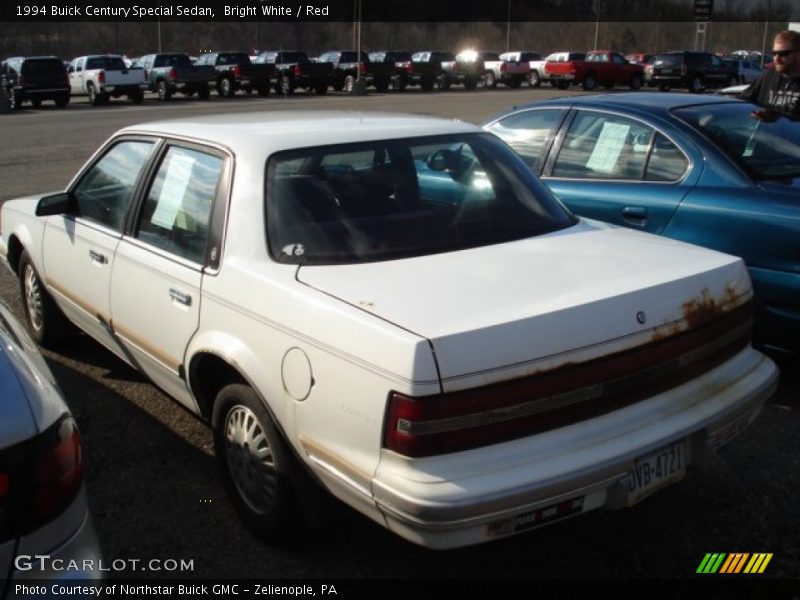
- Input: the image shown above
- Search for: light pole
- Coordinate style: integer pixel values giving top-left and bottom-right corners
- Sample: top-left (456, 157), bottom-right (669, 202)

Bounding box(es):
top-left (157, 20), bottom-right (162, 53)
top-left (506, 0), bottom-right (511, 52)
top-left (593, 0), bottom-right (601, 50)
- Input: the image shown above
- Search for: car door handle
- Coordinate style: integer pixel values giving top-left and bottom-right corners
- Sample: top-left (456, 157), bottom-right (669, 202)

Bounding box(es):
top-left (169, 288), bottom-right (192, 307)
top-left (88, 250), bottom-right (108, 264)
top-left (622, 206), bottom-right (648, 226)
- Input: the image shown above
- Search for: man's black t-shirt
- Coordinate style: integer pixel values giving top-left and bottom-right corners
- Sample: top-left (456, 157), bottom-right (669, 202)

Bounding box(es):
top-left (740, 69), bottom-right (800, 117)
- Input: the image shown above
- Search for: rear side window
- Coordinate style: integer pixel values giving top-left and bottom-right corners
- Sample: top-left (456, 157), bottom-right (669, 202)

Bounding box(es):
top-left (486, 109), bottom-right (566, 172)
top-left (645, 133), bottom-right (689, 181)
top-left (86, 56), bottom-right (126, 70)
top-left (72, 141), bottom-right (155, 231)
top-left (552, 111), bottom-right (654, 180)
top-left (136, 146), bottom-right (224, 264)
top-left (655, 54), bottom-right (682, 66)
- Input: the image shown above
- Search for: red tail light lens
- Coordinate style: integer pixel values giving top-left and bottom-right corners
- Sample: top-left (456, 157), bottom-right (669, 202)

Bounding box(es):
top-left (0, 473), bottom-right (8, 497)
top-left (385, 303), bottom-right (752, 457)
top-left (406, 63), bottom-right (414, 74)
top-left (359, 62), bottom-right (367, 75)
top-left (97, 70), bottom-right (105, 84)
top-left (168, 67), bottom-right (177, 81)
top-left (33, 418), bottom-right (83, 523)
top-left (293, 64), bottom-right (302, 76)
top-left (500, 62), bottom-right (507, 73)
top-left (232, 65), bottom-right (241, 78)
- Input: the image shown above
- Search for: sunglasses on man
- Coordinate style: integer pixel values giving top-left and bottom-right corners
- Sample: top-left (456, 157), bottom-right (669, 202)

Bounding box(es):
top-left (772, 48), bottom-right (799, 58)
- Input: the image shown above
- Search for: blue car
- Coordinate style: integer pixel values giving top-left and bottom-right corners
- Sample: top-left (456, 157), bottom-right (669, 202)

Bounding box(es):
top-left (484, 93), bottom-right (800, 355)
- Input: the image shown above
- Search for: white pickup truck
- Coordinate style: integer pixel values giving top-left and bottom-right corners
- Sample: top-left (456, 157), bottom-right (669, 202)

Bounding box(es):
top-left (68, 55), bottom-right (146, 105)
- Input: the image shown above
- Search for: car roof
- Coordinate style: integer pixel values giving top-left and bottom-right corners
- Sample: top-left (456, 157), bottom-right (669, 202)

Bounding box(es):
top-left (509, 92), bottom-right (744, 115)
top-left (122, 111), bottom-right (480, 157)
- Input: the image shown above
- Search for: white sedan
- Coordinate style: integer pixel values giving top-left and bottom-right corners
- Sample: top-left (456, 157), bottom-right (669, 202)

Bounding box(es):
top-left (0, 112), bottom-right (778, 549)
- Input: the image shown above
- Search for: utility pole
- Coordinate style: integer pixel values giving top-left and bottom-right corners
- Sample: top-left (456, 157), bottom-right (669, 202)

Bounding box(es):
top-left (506, 0), bottom-right (511, 52)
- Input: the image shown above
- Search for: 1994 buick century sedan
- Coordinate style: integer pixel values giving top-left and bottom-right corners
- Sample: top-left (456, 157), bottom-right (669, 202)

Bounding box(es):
top-left (0, 112), bottom-right (778, 548)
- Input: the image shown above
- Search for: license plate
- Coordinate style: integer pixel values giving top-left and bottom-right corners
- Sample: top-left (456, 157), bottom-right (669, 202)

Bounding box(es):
top-left (625, 441), bottom-right (686, 506)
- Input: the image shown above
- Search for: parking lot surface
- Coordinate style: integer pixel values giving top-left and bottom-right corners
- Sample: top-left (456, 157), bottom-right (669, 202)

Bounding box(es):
top-left (0, 89), bottom-right (798, 583)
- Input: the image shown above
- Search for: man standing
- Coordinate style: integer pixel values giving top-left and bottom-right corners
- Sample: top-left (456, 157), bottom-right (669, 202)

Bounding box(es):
top-left (741, 30), bottom-right (800, 119)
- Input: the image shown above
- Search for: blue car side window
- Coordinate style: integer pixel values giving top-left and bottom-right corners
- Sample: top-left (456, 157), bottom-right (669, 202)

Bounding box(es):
top-left (645, 133), bottom-right (689, 181)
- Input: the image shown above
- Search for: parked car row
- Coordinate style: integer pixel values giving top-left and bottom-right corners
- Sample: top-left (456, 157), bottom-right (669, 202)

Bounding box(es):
top-left (0, 97), bottom-right (785, 552)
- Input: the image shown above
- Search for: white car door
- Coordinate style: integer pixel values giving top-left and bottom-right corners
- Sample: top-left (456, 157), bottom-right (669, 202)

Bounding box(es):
top-left (42, 139), bottom-right (157, 358)
top-left (110, 143), bottom-right (228, 411)
top-left (68, 57), bottom-right (84, 95)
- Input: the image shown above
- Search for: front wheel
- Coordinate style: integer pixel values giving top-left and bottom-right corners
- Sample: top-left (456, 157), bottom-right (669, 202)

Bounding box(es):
top-left (582, 74), bottom-right (597, 91)
top-left (689, 76), bottom-right (704, 93)
top-left (18, 251), bottom-right (69, 347)
top-left (213, 384), bottom-right (299, 540)
top-left (157, 80), bottom-right (171, 101)
top-left (629, 75), bottom-right (643, 90)
top-left (220, 77), bottom-right (234, 98)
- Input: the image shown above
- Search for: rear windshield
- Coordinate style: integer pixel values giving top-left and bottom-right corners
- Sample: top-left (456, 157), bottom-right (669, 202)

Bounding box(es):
top-left (674, 102), bottom-right (800, 180)
top-left (567, 53), bottom-right (586, 61)
top-left (266, 133), bottom-right (575, 264)
top-left (340, 52), bottom-right (369, 63)
top-left (654, 54), bottom-right (682, 66)
top-left (21, 59), bottom-right (65, 75)
top-left (154, 54), bottom-right (192, 68)
top-left (281, 52), bottom-right (309, 63)
top-left (85, 56), bottom-right (126, 70)
top-left (218, 53), bottom-right (251, 65)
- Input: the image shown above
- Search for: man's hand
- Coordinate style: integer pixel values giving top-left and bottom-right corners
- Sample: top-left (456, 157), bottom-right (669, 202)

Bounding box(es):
top-left (751, 108), bottom-right (781, 122)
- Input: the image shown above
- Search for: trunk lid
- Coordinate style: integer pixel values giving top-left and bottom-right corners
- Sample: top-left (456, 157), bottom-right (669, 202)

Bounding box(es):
top-left (297, 220), bottom-right (750, 392)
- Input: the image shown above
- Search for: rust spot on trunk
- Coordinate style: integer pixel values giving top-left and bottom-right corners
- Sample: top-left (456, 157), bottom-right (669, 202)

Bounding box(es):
top-left (682, 286), bottom-right (739, 329)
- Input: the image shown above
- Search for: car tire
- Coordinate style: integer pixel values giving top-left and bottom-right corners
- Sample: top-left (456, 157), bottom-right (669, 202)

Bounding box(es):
top-left (220, 77), bottom-right (234, 98)
top-left (529, 70), bottom-right (541, 87)
top-left (279, 75), bottom-right (294, 95)
top-left (8, 92), bottom-right (19, 110)
top-left (344, 75), bottom-right (355, 93)
top-left (213, 383), bottom-right (299, 541)
top-left (18, 251), bottom-right (69, 347)
top-left (485, 71), bottom-right (497, 89)
top-left (689, 76), bottom-right (704, 93)
top-left (630, 75), bottom-right (643, 90)
top-left (157, 80), bottom-right (171, 101)
top-left (87, 83), bottom-right (100, 105)
top-left (582, 74), bottom-right (597, 91)
top-left (436, 73), bottom-right (451, 90)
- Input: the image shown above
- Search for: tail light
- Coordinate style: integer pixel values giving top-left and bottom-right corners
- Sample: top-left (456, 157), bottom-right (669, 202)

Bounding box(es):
top-left (500, 62), bottom-right (507, 73)
top-left (681, 63), bottom-right (688, 76)
top-left (33, 418), bottom-right (84, 523)
top-left (359, 62), bottom-right (367, 75)
top-left (231, 65), bottom-right (241, 79)
top-left (405, 63), bottom-right (414, 74)
top-left (293, 64), bottom-right (302, 76)
top-left (168, 67), bottom-right (177, 81)
top-left (97, 70), bottom-right (105, 84)
top-left (384, 302), bottom-right (752, 457)
top-left (452, 63), bottom-right (460, 73)
top-left (0, 416), bottom-right (84, 541)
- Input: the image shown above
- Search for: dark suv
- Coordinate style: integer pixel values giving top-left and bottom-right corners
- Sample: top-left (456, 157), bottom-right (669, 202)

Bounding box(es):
top-left (1, 56), bottom-right (70, 110)
top-left (650, 51), bottom-right (737, 93)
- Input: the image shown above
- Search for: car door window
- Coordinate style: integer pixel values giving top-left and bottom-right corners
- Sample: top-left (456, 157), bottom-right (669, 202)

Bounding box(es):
top-left (136, 146), bottom-right (224, 264)
top-left (552, 111), bottom-right (654, 180)
top-left (645, 133), bottom-right (689, 181)
top-left (486, 109), bottom-right (566, 172)
top-left (72, 141), bottom-right (155, 231)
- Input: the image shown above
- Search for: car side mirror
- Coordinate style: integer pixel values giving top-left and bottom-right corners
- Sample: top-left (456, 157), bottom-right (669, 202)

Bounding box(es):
top-left (36, 192), bottom-right (72, 217)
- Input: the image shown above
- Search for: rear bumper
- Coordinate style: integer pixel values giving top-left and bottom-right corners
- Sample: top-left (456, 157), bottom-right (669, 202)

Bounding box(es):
top-left (370, 347), bottom-right (776, 548)
top-left (9, 486), bottom-right (103, 586)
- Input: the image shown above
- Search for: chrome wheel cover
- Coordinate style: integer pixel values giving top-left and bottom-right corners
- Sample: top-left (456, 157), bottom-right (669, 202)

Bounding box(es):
top-left (223, 405), bottom-right (277, 514)
top-left (23, 264), bottom-right (44, 332)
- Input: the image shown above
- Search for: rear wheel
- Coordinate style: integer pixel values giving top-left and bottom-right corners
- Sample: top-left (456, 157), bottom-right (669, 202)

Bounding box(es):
top-left (484, 71), bottom-right (497, 89)
top-left (436, 73), bottom-right (451, 90)
top-left (213, 384), bottom-right (300, 541)
top-left (157, 80), bottom-right (171, 101)
top-left (279, 75), bottom-right (294, 95)
top-left (18, 251), bottom-right (70, 347)
top-left (344, 75), bottom-right (356, 93)
top-left (529, 70), bottom-right (541, 87)
top-left (689, 76), bottom-right (704, 93)
top-left (629, 74), bottom-right (643, 90)
top-left (582, 74), bottom-right (597, 91)
top-left (220, 77), bottom-right (234, 97)
top-left (8, 93), bottom-right (19, 110)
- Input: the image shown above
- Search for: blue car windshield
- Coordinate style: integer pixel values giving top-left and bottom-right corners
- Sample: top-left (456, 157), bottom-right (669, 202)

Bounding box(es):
top-left (265, 133), bottom-right (576, 264)
top-left (674, 103), bottom-right (800, 180)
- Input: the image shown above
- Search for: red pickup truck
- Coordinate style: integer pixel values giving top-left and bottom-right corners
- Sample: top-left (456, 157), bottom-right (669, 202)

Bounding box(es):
top-left (546, 50), bottom-right (644, 91)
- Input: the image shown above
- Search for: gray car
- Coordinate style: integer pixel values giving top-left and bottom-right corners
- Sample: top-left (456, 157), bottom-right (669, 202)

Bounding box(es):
top-left (0, 299), bottom-right (102, 593)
